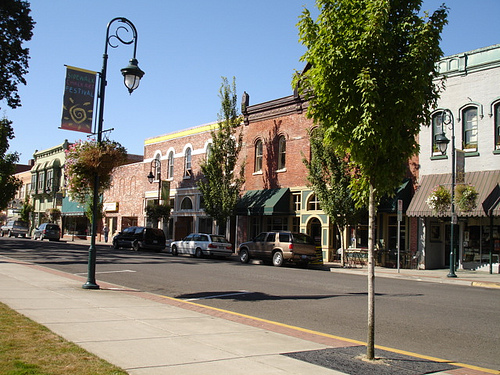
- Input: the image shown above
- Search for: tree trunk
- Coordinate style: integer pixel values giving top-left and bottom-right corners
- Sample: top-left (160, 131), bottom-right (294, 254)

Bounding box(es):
top-left (367, 184), bottom-right (376, 360)
top-left (336, 223), bottom-right (345, 266)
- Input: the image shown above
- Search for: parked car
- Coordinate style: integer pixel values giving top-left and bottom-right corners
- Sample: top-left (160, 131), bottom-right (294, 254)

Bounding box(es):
top-left (33, 223), bottom-right (61, 241)
top-left (112, 226), bottom-right (166, 252)
top-left (1, 220), bottom-right (29, 238)
top-left (170, 233), bottom-right (233, 258)
top-left (238, 231), bottom-right (317, 267)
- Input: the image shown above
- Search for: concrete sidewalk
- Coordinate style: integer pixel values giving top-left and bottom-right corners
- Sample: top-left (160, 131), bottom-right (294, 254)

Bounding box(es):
top-left (0, 256), bottom-right (498, 374)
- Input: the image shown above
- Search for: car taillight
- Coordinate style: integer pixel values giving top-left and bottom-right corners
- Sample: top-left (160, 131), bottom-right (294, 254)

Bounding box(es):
top-left (289, 243), bottom-right (294, 250)
top-left (208, 243), bottom-right (217, 248)
top-left (226, 245), bottom-right (232, 250)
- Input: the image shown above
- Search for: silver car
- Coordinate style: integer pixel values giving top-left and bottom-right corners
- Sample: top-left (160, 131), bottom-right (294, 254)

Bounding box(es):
top-left (33, 223), bottom-right (61, 241)
top-left (171, 233), bottom-right (233, 258)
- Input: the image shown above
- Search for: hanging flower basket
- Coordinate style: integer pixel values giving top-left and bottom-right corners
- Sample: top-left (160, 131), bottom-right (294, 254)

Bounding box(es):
top-left (65, 139), bottom-right (127, 203)
top-left (426, 185), bottom-right (451, 214)
top-left (455, 184), bottom-right (478, 212)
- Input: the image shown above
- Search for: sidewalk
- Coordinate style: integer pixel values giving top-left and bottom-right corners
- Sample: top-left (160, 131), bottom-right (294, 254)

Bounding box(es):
top-left (1, 243), bottom-right (498, 374)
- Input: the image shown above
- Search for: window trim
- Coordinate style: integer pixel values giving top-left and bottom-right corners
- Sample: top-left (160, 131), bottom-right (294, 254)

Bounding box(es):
top-left (167, 151), bottom-right (174, 180)
top-left (254, 139), bottom-right (263, 174)
top-left (277, 135), bottom-right (286, 171)
top-left (184, 147), bottom-right (192, 178)
top-left (461, 106), bottom-right (479, 152)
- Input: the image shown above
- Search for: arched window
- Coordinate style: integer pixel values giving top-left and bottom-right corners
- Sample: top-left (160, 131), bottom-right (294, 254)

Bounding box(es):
top-left (206, 142), bottom-right (213, 161)
top-left (307, 193), bottom-right (321, 211)
top-left (495, 103), bottom-right (500, 150)
top-left (431, 112), bottom-right (445, 155)
top-left (167, 151), bottom-right (174, 179)
top-left (184, 147), bottom-right (192, 177)
top-left (254, 139), bottom-right (263, 173)
top-left (180, 197), bottom-right (193, 210)
top-left (462, 106), bottom-right (478, 151)
top-left (278, 135), bottom-right (286, 170)
top-left (154, 154), bottom-right (161, 180)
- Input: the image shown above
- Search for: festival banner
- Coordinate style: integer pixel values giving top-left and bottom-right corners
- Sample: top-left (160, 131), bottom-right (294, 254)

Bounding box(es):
top-left (60, 66), bottom-right (97, 133)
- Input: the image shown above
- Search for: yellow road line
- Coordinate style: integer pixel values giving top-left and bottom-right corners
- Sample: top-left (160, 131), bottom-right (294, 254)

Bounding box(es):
top-left (158, 294), bottom-right (500, 375)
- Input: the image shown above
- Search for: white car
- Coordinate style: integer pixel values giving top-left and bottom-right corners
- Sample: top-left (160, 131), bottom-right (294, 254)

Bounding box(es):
top-left (171, 233), bottom-right (233, 258)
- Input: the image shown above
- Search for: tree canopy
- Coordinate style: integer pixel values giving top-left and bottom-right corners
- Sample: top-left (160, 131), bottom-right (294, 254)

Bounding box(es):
top-left (0, 117), bottom-right (21, 210)
top-left (0, 0), bottom-right (35, 110)
top-left (197, 77), bottom-right (245, 233)
top-left (295, 0), bottom-right (447, 205)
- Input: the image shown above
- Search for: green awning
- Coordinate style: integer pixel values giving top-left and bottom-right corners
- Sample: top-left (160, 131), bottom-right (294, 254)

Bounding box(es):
top-left (378, 178), bottom-right (413, 213)
top-left (61, 196), bottom-right (86, 215)
top-left (236, 188), bottom-right (290, 216)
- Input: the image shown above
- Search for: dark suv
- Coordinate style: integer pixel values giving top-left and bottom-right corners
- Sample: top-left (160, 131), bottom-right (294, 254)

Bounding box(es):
top-left (33, 223), bottom-right (61, 241)
top-left (112, 226), bottom-right (166, 252)
top-left (238, 231), bottom-right (317, 267)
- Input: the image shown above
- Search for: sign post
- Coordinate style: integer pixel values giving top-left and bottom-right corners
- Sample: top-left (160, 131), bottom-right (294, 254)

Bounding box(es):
top-left (397, 199), bottom-right (403, 273)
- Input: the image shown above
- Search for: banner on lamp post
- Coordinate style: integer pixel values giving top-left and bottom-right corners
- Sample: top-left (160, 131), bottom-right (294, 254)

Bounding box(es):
top-left (60, 66), bottom-right (97, 134)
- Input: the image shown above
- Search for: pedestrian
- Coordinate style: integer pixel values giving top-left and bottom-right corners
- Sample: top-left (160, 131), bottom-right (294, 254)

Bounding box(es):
top-left (103, 224), bottom-right (109, 243)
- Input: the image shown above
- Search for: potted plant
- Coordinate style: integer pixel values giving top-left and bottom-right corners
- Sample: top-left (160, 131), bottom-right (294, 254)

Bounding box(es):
top-left (426, 185), bottom-right (451, 214)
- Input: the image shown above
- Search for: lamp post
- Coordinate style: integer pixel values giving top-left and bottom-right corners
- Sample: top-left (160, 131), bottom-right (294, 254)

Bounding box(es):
top-left (434, 109), bottom-right (457, 278)
top-left (83, 18), bottom-right (145, 290)
top-left (147, 159), bottom-right (162, 203)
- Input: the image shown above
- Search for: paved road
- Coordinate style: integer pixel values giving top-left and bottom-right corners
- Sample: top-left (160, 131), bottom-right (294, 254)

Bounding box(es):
top-left (1, 237), bottom-right (498, 370)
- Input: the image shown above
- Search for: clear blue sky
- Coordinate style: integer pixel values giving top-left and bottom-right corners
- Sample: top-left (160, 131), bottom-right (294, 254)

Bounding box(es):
top-left (4, 0), bottom-right (500, 164)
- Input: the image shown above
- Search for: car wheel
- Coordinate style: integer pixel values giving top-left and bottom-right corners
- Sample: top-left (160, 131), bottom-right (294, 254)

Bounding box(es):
top-left (0, 231), bottom-right (4, 237)
top-left (113, 240), bottom-right (119, 249)
top-left (239, 249), bottom-right (250, 264)
top-left (40, 235), bottom-right (44, 241)
top-left (171, 245), bottom-right (178, 256)
top-left (272, 251), bottom-right (284, 267)
top-left (8, 230), bottom-right (13, 237)
top-left (132, 240), bottom-right (140, 251)
top-left (195, 248), bottom-right (203, 258)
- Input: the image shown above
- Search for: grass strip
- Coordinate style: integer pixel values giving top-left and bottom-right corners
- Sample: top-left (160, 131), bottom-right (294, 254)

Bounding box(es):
top-left (0, 302), bottom-right (127, 375)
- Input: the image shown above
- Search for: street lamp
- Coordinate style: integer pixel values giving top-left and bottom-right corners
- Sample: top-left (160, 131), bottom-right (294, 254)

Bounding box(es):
top-left (434, 109), bottom-right (457, 278)
top-left (83, 18), bottom-right (145, 290)
top-left (147, 158), bottom-right (162, 203)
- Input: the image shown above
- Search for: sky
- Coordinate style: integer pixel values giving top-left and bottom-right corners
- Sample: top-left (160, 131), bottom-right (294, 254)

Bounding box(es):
top-left (4, 0), bottom-right (500, 165)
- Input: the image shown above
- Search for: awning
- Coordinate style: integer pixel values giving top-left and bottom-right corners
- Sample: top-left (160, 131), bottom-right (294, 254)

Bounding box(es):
top-left (61, 196), bottom-right (85, 215)
top-left (407, 170), bottom-right (500, 217)
top-left (236, 188), bottom-right (290, 216)
top-left (378, 178), bottom-right (413, 213)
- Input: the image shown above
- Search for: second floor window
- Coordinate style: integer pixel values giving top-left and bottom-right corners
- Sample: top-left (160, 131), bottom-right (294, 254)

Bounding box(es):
top-left (462, 107), bottom-right (478, 151)
top-left (278, 135), bottom-right (286, 170)
top-left (184, 148), bottom-right (192, 177)
top-left (432, 112), bottom-right (444, 155)
top-left (167, 151), bottom-right (174, 179)
top-left (254, 139), bottom-right (263, 173)
top-left (495, 103), bottom-right (500, 150)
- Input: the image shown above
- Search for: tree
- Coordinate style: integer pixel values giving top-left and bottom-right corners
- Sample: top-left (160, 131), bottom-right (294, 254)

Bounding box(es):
top-left (0, 116), bottom-right (21, 210)
top-left (0, 0), bottom-right (35, 110)
top-left (303, 127), bottom-right (365, 263)
top-left (295, 0), bottom-right (447, 359)
top-left (197, 77), bottom-right (245, 234)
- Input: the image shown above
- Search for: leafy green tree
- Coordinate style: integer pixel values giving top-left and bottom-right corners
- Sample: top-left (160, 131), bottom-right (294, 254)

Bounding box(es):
top-left (0, 116), bottom-right (21, 210)
top-left (303, 127), bottom-right (365, 262)
top-left (19, 199), bottom-right (33, 223)
top-left (0, 0), bottom-right (35, 110)
top-left (197, 77), bottom-right (245, 234)
top-left (295, 0), bottom-right (447, 359)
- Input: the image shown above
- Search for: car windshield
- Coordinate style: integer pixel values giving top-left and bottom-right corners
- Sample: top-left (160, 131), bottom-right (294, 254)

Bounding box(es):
top-left (211, 235), bottom-right (228, 243)
top-left (14, 221), bottom-right (28, 227)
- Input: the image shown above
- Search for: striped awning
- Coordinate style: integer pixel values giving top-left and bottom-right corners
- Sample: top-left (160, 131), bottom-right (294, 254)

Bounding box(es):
top-left (407, 170), bottom-right (500, 217)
